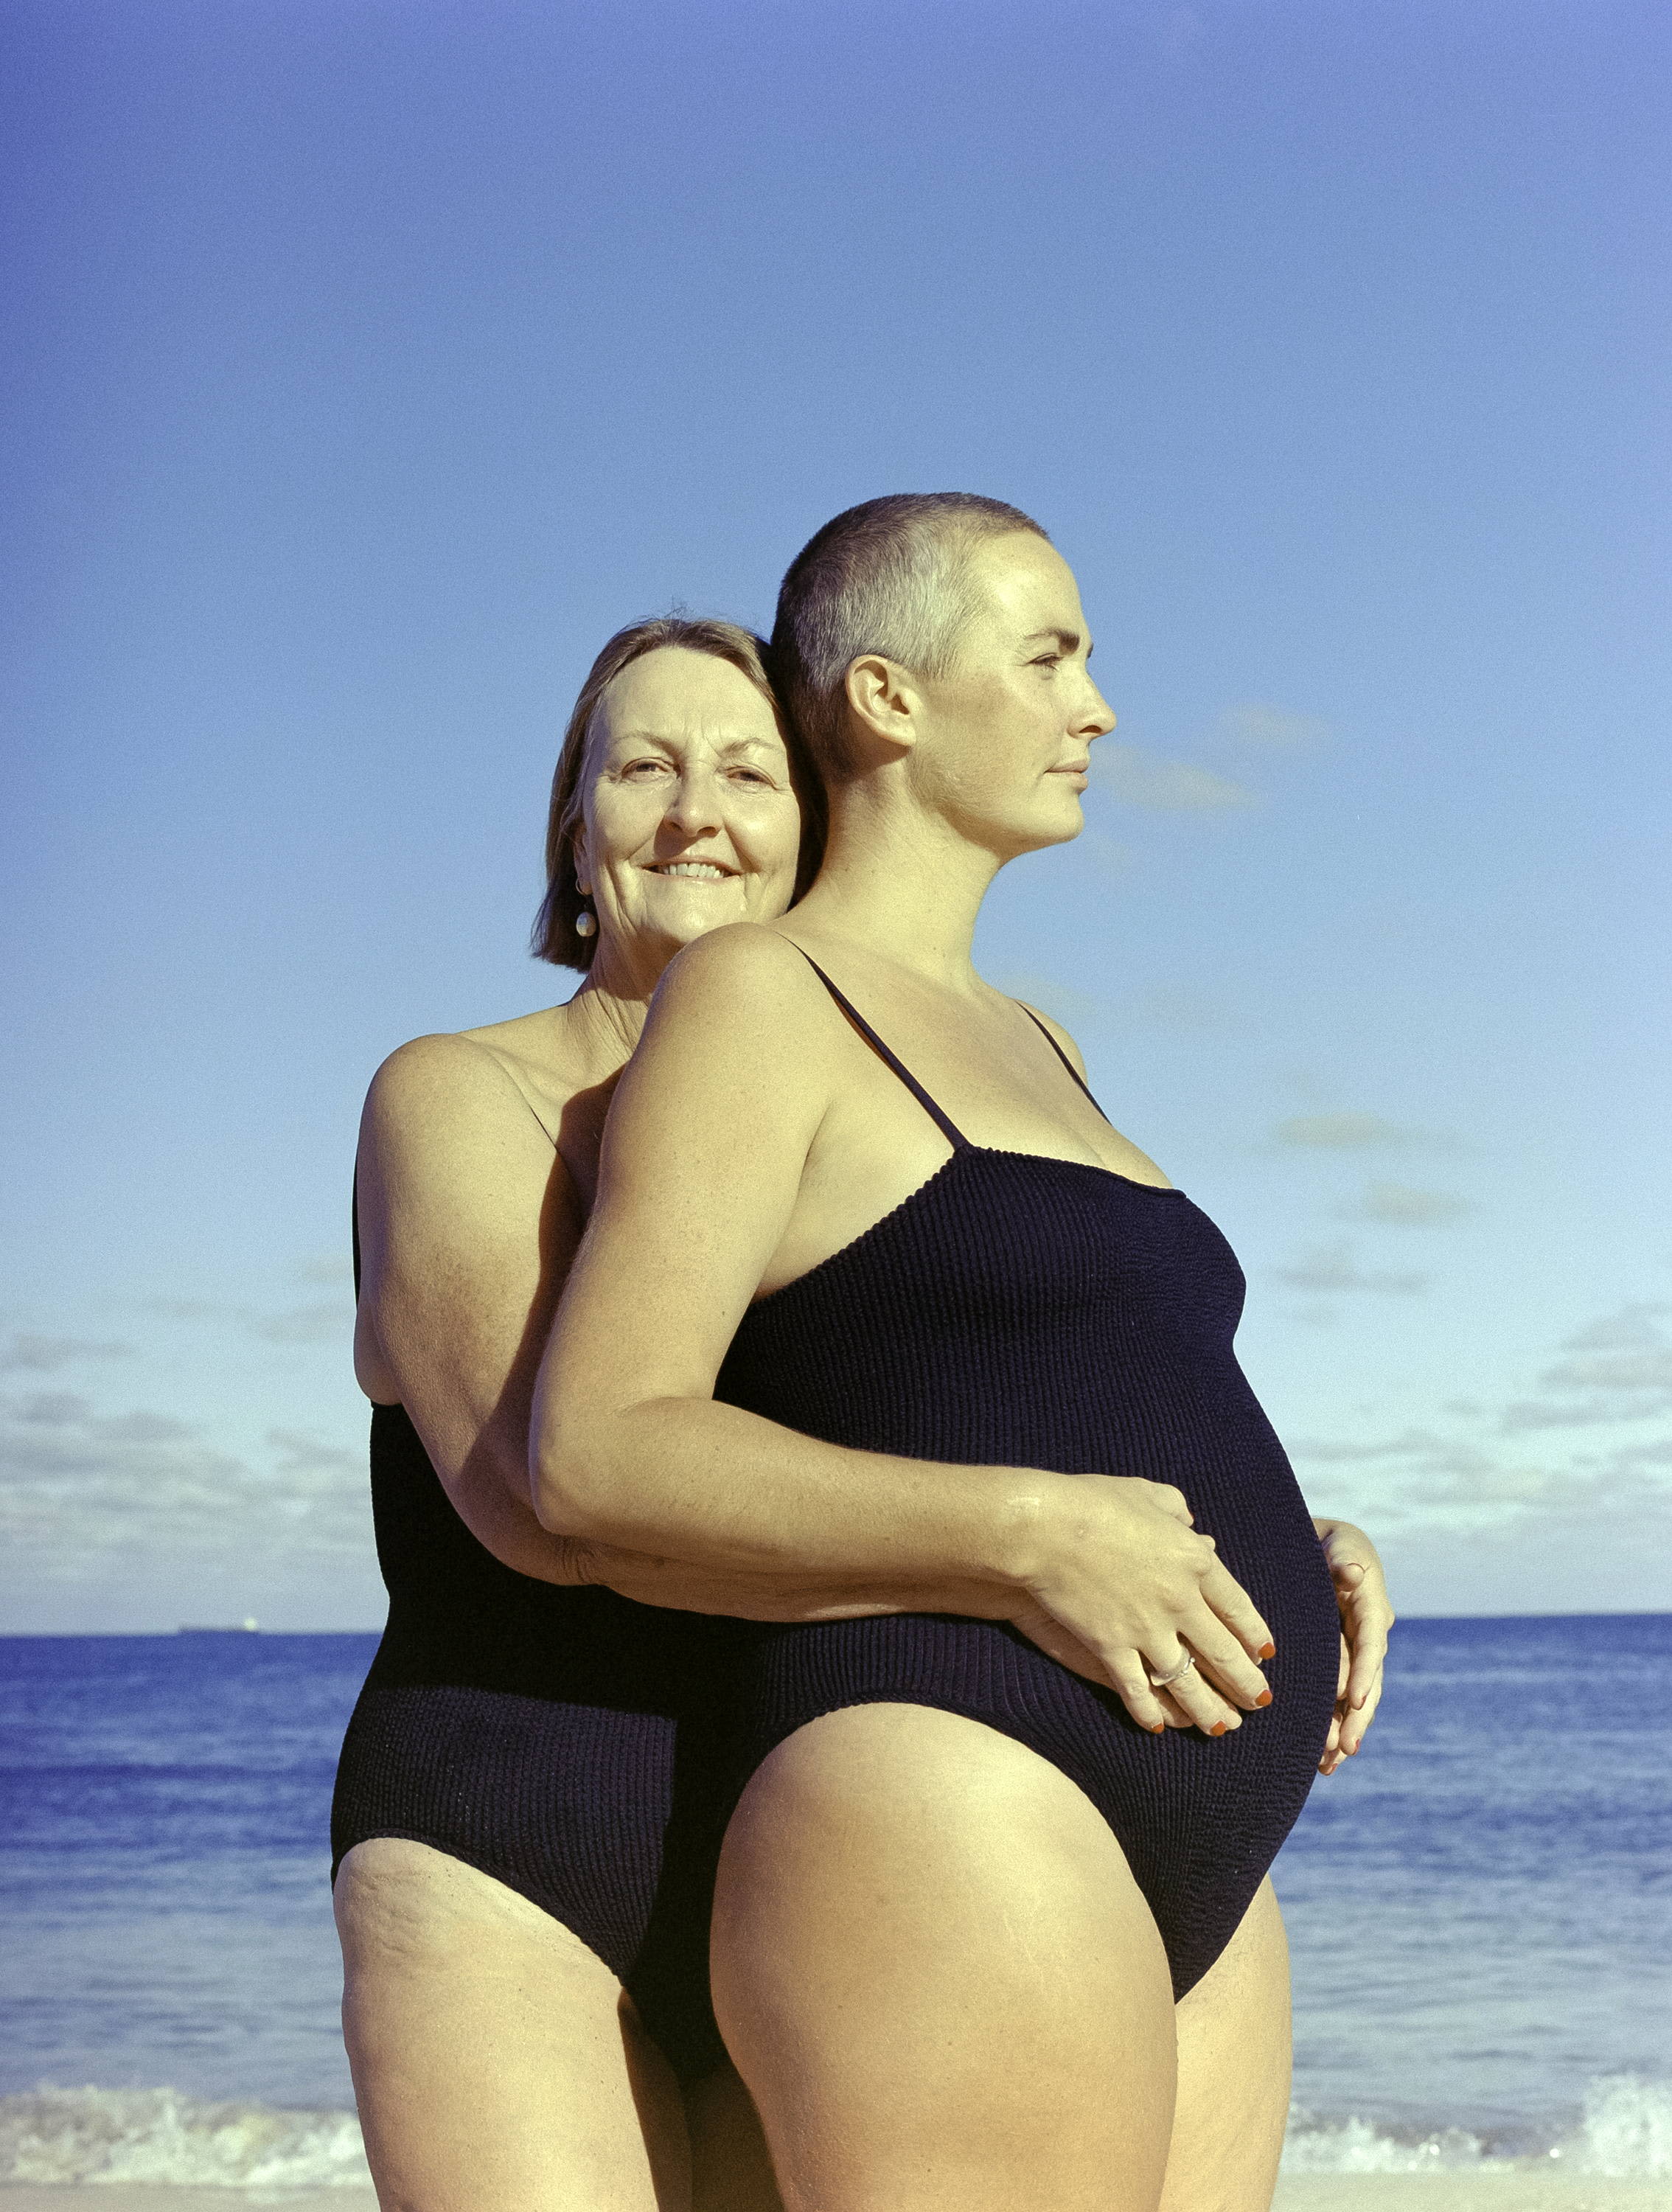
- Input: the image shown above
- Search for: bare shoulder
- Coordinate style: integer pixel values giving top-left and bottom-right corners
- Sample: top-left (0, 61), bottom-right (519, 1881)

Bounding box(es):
top-left (365, 1029), bottom-right (544, 1138)
top-left (1010, 996), bottom-right (1091, 1081)
top-left (360, 1031), bottom-right (563, 1204)
top-left (604, 925), bottom-right (840, 1168)
top-left (647, 922), bottom-right (837, 1045)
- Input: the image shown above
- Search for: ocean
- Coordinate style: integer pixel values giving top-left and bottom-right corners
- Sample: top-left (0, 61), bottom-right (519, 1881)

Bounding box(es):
top-left (1, 1616), bottom-right (1668, 2187)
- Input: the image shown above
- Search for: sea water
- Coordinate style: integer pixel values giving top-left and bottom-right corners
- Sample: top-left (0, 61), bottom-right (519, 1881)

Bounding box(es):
top-left (1, 1618), bottom-right (1667, 2185)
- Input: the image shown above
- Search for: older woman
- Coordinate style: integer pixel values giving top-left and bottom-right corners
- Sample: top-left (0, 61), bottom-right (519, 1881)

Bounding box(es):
top-left (534, 497), bottom-right (1394, 2212)
top-left (333, 616), bottom-right (816, 2212)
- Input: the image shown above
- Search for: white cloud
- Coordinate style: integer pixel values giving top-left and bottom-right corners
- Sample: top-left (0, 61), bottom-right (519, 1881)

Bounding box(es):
top-left (1289, 1300), bottom-right (1672, 1537)
top-left (1219, 703), bottom-right (1331, 751)
top-left (243, 1303), bottom-right (352, 1346)
top-left (1091, 742), bottom-right (1256, 813)
top-left (1272, 1241), bottom-right (1429, 1295)
top-left (1352, 1180), bottom-right (1469, 1226)
top-left (139, 1298), bottom-right (352, 1346)
top-left (1499, 1306), bottom-right (1672, 1431)
top-left (1559, 1303), bottom-right (1668, 1353)
top-left (296, 1255), bottom-right (355, 1287)
top-left (1273, 1111), bottom-right (1427, 1150)
top-left (1542, 1347), bottom-right (1672, 1393)
top-left (0, 1391), bottom-right (370, 1563)
top-left (0, 1335), bottom-right (135, 1372)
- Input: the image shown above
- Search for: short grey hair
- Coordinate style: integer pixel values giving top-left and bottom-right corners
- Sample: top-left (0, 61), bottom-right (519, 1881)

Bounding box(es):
top-left (770, 493), bottom-right (1050, 783)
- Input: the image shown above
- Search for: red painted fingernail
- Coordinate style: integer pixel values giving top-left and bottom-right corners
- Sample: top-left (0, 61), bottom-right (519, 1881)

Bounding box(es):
top-left (1258, 1641), bottom-right (1276, 1659)
top-left (1149, 1721), bottom-right (1166, 1733)
top-left (1255, 1690), bottom-right (1272, 1707)
top-left (1210, 1721), bottom-right (1227, 1736)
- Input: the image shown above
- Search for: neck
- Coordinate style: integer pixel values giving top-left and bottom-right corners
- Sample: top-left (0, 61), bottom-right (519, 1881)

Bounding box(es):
top-left (789, 773), bottom-right (1005, 985)
top-left (561, 931), bottom-right (671, 1065)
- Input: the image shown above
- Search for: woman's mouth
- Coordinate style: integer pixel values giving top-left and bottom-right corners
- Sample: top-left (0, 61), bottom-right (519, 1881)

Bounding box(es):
top-left (651, 860), bottom-right (736, 881)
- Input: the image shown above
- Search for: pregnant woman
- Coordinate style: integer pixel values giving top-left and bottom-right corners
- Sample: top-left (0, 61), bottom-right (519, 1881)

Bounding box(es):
top-left (535, 495), bottom-right (1371, 2212)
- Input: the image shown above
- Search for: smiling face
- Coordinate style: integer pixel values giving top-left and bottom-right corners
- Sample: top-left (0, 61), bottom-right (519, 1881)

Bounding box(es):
top-left (575, 646), bottom-right (804, 978)
top-left (903, 531), bottom-right (1115, 859)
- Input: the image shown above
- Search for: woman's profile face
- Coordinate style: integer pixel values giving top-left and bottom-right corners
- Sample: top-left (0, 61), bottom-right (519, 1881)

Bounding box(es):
top-left (577, 645), bottom-right (804, 964)
top-left (906, 532), bottom-right (1115, 860)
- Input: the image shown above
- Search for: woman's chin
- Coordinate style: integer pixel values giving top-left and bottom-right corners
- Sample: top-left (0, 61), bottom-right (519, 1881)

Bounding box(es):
top-left (646, 885), bottom-right (751, 947)
top-left (1011, 796), bottom-right (1087, 855)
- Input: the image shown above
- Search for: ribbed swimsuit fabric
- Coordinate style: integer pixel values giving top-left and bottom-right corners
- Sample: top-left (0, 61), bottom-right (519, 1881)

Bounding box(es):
top-left (712, 956), bottom-right (1342, 2000)
top-left (330, 1222), bottom-right (732, 2081)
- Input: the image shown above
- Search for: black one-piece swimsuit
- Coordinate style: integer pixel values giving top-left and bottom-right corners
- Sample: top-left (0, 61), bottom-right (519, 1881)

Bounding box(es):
top-left (331, 1232), bottom-right (734, 2081)
top-left (713, 958), bottom-right (1341, 2000)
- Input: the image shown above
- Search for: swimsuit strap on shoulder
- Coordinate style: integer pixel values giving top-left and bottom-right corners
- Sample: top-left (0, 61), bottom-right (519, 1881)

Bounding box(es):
top-left (793, 949), bottom-right (970, 1151)
top-left (1017, 1004), bottom-right (1113, 1127)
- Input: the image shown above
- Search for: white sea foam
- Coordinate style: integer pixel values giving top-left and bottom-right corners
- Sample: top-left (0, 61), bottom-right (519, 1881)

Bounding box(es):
top-left (0, 2087), bottom-right (372, 2188)
top-left (1281, 2075), bottom-right (1672, 2176)
top-left (3, 2074), bottom-right (1668, 2187)
top-left (1570, 2075), bottom-right (1672, 2177)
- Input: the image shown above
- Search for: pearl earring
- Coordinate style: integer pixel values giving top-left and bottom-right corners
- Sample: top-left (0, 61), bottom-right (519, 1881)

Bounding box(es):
top-left (574, 908), bottom-right (596, 939)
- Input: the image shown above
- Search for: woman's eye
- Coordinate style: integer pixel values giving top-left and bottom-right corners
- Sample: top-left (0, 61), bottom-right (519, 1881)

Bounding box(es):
top-left (731, 768), bottom-right (773, 786)
top-left (621, 759), bottom-right (672, 779)
top-left (1032, 654), bottom-right (1062, 670)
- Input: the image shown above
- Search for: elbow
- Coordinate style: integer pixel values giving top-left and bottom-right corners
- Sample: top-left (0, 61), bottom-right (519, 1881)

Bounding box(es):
top-left (529, 1396), bottom-right (619, 1542)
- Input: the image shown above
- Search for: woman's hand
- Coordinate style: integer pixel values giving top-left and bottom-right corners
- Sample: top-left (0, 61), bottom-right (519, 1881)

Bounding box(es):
top-left (1011, 1476), bottom-right (1277, 1738)
top-left (1314, 1517), bottom-right (1395, 1774)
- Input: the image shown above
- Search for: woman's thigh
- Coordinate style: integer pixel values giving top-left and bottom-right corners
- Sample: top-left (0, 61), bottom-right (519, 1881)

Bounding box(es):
top-left (1160, 1879), bottom-right (1292, 2212)
top-left (684, 2063), bottom-right (785, 2212)
top-left (335, 1838), bottom-right (689, 2212)
top-left (710, 1703), bottom-right (1178, 2212)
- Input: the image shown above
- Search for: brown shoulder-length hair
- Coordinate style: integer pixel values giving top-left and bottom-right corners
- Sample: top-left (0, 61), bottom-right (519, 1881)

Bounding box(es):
top-left (532, 614), bottom-right (827, 973)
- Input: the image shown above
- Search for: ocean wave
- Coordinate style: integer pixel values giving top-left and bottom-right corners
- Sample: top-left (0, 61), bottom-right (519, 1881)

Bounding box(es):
top-left (1281, 2075), bottom-right (1672, 2176)
top-left (3, 2073), bottom-right (1668, 2186)
top-left (0, 2087), bottom-right (372, 2188)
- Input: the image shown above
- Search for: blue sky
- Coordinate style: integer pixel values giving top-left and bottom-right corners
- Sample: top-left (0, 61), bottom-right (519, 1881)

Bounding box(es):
top-left (3, 0), bottom-right (1668, 1629)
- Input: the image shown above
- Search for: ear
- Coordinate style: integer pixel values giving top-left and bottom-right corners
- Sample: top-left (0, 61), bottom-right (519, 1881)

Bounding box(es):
top-left (843, 653), bottom-right (920, 758)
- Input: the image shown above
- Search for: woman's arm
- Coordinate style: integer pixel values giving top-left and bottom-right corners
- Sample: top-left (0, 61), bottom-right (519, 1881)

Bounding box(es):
top-left (355, 1030), bottom-right (1019, 1617)
top-left (355, 1032), bottom-right (593, 1582)
top-left (532, 925), bottom-right (1277, 1734)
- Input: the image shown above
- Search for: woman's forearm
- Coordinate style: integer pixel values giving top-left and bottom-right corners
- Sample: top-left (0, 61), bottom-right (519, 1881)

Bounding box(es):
top-left (533, 1389), bottom-right (1070, 1608)
top-left (577, 1540), bottom-right (1025, 1621)
top-left (442, 1413), bottom-right (1015, 1620)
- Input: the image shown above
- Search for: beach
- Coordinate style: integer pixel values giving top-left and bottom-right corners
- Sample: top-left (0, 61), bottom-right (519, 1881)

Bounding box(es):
top-left (0, 2178), bottom-right (1668, 2210)
top-left (4, 1627), bottom-right (1667, 2204)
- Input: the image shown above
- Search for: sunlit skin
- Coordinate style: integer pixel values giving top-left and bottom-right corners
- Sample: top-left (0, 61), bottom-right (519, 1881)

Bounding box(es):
top-left (874, 530), bottom-right (1112, 866)
top-left (576, 648), bottom-right (804, 1009)
top-left (533, 529), bottom-right (1394, 2212)
top-left (336, 594), bottom-right (1393, 2212)
top-left (338, 644), bottom-right (807, 2212)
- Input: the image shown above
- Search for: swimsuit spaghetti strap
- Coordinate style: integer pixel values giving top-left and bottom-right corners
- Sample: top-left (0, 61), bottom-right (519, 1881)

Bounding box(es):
top-left (1017, 1004), bottom-right (1113, 1127)
top-left (792, 948), bottom-right (970, 1152)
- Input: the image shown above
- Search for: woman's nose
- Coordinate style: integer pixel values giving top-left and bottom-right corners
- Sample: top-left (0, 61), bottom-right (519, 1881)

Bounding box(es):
top-left (1080, 684), bottom-right (1117, 738)
top-left (664, 771), bottom-right (725, 835)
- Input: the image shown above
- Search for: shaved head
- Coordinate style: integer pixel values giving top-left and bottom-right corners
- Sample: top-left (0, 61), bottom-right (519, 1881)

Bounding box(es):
top-left (770, 493), bottom-right (1050, 781)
